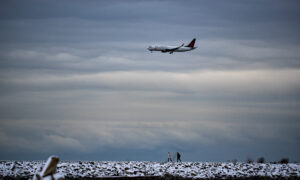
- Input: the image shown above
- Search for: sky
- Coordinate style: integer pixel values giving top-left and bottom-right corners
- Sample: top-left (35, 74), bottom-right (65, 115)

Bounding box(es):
top-left (0, 0), bottom-right (300, 162)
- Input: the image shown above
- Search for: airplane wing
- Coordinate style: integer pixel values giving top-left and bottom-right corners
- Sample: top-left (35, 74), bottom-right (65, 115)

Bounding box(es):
top-left (168, 43), bottom-right (184, 52)
top-left (162, 43), bottom-right (184, 54)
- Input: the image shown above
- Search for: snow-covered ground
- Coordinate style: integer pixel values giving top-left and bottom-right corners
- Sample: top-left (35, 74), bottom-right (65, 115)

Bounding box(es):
top-left (1, 161), bottom-right (299, 179)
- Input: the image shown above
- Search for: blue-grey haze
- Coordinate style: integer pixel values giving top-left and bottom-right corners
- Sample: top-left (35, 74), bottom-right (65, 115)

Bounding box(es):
top-left (0, 0), bottom-right (300, 162)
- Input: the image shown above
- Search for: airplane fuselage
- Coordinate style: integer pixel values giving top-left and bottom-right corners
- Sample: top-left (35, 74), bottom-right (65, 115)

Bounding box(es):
top-left (148, 46), bottom-right (197, 53)
top-left (147, 38), bottom-right (197, 54)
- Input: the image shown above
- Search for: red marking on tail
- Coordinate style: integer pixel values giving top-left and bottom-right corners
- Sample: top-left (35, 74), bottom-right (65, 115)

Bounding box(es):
top-left (186, 38), bottom-right (196, 48)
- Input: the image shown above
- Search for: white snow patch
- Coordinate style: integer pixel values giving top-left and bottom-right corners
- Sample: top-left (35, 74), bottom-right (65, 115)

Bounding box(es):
top-left (0, 161), bottom-right (299, 179)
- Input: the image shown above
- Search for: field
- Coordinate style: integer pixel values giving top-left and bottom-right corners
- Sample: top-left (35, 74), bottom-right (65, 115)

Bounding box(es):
top-left (1, 161), bottom-right (300, 179)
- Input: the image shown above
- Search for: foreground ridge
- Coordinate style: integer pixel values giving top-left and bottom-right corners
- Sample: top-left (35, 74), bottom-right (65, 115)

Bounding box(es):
top-left (1, 161), bottom-right (300, 179)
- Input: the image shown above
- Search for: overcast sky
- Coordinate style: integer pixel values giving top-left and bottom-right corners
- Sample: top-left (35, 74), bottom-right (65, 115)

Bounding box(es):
top-left (0, 0), bottom-right (300, 162)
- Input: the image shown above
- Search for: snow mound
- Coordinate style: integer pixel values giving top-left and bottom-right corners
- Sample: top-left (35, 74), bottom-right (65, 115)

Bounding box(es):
top-left (1, 161), bottom-right (299, 179)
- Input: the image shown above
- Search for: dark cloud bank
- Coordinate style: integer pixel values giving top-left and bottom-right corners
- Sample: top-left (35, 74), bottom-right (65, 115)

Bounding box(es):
top-left (0, 0), bottom-right (300, 162)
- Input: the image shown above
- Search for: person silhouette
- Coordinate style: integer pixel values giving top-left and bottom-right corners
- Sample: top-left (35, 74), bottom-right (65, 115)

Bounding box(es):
top-left (168, 152), bottom-right (172, 162)
top-left (176, 152), bottom-right (181, 162)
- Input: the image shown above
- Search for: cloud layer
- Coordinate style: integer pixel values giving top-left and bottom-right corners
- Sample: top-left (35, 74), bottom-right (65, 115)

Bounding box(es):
top-left (0, 0), bottom-right (300, 161)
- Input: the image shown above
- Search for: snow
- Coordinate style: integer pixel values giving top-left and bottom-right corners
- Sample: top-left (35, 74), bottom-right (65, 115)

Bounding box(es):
top-left (0, 161), bottom-right (299, 179)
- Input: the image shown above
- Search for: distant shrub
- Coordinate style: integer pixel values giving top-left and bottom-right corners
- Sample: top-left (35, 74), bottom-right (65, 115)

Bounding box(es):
top-left (246, 157), bottom-right (254, 163)
top-left (257, 157), bottom-right (265, 163)
top-left (279, 158), bottom-right (289, 164)
top-left (232, 159), bottom-right (238, 164)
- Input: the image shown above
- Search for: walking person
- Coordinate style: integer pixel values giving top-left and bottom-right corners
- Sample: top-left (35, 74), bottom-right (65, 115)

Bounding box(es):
top-left (176, 152), bottom-right (181, 162)
top-left (168, 152), bottom-right (172, 162)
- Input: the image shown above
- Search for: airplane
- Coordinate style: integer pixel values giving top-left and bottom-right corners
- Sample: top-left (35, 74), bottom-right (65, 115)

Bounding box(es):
top-left (147, 38), bottom-right (197, 54)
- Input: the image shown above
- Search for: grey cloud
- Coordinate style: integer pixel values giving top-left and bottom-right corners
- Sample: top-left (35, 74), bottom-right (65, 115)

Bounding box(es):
top-left (6, 69), bottom-right (300, 91)
top-left (1, 38), bottom-right (300, 77)
top-left (1, 0), bottom-right (300, 161)
top-left (1, 0), bottom-right (300, 45)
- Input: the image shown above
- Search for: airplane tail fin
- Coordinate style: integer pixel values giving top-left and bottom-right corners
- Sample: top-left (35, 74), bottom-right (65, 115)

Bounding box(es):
top-left (185, 38), bottom-right (196, 48)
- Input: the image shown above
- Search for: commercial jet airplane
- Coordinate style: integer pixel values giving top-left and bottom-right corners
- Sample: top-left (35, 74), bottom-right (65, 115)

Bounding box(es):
top-left (147, 38), bottom-right (197, 54)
